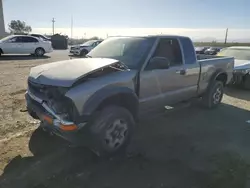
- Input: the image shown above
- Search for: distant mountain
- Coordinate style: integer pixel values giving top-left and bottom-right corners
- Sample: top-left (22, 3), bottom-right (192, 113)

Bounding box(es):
top-left (229, 38), bottom-right (250, 43)
top-left (193, 37), bottom-right (250, 43)
top-left (192, 37), bottom-right (217, 42)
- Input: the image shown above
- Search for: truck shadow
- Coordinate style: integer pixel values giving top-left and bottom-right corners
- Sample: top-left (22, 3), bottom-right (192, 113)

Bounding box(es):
top-left (0, 55), bottom-right (50, 61)
top-left (225, 87), bottom-right (250, 101)
top-left (1, 103), bottom-right (250, 188)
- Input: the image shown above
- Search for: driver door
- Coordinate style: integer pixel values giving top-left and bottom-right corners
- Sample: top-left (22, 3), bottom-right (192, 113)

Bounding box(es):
top-left (139, 38), bottom-right (194, 114)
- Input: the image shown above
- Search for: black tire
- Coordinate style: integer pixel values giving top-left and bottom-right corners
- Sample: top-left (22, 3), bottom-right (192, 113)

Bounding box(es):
top-left (202, 80), bottom-right (224, 109)
top-left (80, 49), bottom-right (88, 57)
top-left (88, 105), bottom-right (135, 157)
top-left (0, 49), bottom-right (2, 56)
top-left (243, 74), bottom-right (250, 90)
top-left (35, 48), bottom-right (45, 57)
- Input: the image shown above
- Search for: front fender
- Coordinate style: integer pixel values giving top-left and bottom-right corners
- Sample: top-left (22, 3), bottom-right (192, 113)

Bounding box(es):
top-left (82, 86), bottom-right (138, 115)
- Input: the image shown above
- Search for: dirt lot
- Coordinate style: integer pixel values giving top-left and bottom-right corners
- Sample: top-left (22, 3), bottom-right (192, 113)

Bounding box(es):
top-left (0, 51), bottom-right (250, 188)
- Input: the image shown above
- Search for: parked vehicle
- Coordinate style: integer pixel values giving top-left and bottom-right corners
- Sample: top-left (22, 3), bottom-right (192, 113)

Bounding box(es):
top-left (70, 40), bottom-right (103, 56)
top-left (30, 34), bottom-right (51, 41)
top-left (195, 46), bottom-right (209, 54)
top-left (51, 34), bottom-right (68, 50)
top-left (217, 46), bottom-right (250, 89)
top-left (26, 35), bottom-right (234, 156)
top-left (204, 47), bottom-right (222, 55)
top-left (0, 35), bottom-right (53, 56)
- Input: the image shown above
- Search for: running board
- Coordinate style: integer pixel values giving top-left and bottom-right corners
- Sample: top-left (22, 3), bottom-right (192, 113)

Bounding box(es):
top-left (139, 99), bottom-right (200, 121)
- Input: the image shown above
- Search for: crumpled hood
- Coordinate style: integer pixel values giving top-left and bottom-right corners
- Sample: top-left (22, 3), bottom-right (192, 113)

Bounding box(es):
top-left (234, 59), bottom-right (250, 70)
top-left (28, 58), bottom-right (119, 87)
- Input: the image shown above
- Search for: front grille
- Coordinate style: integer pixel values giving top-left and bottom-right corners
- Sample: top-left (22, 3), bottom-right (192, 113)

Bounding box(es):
top-left (28, 80), bottom-right (50, 100)
top-left (71, 46), bottom-right (78, 50)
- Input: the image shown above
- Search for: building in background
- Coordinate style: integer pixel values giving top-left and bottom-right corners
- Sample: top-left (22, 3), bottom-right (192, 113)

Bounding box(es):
top-left (0, 0), bottom-right (6, 37)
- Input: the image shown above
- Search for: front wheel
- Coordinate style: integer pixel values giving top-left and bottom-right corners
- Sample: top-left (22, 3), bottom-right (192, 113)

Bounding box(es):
top-left (88, 105), bottom-right (135, 157)
top-left (202, 80), bottom-right (224, 109)
top-left (80, 49), bottom-right (88, 57)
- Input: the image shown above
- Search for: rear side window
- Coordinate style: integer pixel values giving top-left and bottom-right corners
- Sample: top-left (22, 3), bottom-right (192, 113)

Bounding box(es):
top-left (179, 37), bottom-right (196, 64)
top-left (22, 37), bottom-right (38, 43)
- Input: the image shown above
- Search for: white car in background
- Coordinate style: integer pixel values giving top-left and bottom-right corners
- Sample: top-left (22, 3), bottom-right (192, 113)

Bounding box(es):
top-left (217, 46), bottom-right (250, 89)
top-left (70, 40), bottom-right (103, 56)
top-left (0, 35), bottom-right (53, 57)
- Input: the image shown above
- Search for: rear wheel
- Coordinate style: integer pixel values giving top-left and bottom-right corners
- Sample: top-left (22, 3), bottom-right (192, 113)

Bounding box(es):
top-left (88, 105), bottom-right (135, 157)
top-left (202, 80), bottom-right (224, 109)
top-left (35, 48), bottom-right (45, 57)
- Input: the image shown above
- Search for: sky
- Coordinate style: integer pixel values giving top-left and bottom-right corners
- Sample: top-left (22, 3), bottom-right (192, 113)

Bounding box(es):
top-left (2, 0), bottom-right (250, 41)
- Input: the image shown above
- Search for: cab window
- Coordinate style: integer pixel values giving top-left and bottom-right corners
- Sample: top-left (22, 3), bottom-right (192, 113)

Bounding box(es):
top-left (152, 38), bottom-right (183, 67)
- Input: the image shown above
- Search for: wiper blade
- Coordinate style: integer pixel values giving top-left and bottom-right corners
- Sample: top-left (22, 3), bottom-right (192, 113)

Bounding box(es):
top-left (85, 55), bottom-right (92, 58)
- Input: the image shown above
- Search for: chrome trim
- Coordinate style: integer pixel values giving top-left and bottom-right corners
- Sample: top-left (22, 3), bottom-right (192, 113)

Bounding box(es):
top-left (27, 90), bottom-right (43, 103)
top-left (27, 90), bottom-right (75, 126)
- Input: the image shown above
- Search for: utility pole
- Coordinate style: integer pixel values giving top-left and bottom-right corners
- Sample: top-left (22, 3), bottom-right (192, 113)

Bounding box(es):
top-left (52, 18), bottom-right (55, 35)
top-left (71, 15), bottom-right (73, 39)
top-left (224, 28), bottom-right (228, 44)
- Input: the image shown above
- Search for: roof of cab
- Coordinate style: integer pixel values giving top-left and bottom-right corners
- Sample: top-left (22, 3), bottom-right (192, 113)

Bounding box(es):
top-left (107, 35), bottom-right (191, 39)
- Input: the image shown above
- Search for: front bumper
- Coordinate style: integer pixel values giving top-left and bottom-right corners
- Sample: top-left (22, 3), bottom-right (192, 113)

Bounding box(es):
top-left (73, 50), bottom-right (81, 56)
top-left (25, 91), bottom-right (89, 145)
top-left (46, 47), bottom-right (53, 53)
top-left (70, 49), bottom-right (77, 53)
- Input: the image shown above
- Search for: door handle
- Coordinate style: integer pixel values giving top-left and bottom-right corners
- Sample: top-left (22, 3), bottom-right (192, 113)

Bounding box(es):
top-left (176, 69), bottom-right (186, 75)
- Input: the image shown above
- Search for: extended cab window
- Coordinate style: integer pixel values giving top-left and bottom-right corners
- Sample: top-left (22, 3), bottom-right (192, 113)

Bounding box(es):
top-left (152, 38), bottom-right (183, 67)
top-left (179, 37), bottom-right (196, 64)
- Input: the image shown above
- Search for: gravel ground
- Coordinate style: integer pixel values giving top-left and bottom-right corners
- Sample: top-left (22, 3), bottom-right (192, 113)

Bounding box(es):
top-left (0, 51), bottom-right (250, 188)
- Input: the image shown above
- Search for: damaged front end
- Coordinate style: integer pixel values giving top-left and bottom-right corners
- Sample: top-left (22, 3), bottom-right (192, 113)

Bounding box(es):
top-left (26, 80), bottom-right (83, 132)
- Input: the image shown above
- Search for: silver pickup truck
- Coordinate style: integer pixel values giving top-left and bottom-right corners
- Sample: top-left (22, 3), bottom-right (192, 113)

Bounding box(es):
top-left (25, 35), bottom-right (234, 156)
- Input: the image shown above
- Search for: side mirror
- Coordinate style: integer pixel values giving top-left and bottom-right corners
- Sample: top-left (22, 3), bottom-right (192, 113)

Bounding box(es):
top-left (147, 56), bottom-right (170, 70)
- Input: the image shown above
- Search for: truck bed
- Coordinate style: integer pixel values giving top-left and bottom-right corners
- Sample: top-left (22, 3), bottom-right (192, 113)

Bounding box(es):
top-left (197, 55), bottom-right (234, 94)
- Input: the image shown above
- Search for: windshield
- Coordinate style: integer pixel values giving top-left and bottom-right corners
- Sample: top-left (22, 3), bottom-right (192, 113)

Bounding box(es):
top-left (217, 48), bottom-right (250, 60)
top-left (81, 40), bottom-right (96, 46)
top-left (88, 37), bottom-right (155, 69)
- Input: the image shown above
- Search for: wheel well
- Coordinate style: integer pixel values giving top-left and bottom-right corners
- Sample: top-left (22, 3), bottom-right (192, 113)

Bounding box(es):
top-left (215, 73), bottom-right (227, 85)
top-left (96, 93), bottom-right (138, 120)
top-left (81, 49), bottom-right (88, 53)
top-left (0, 48), bottom-right (3, 53)
top-left (35, 47), bottom-right (45, 52)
